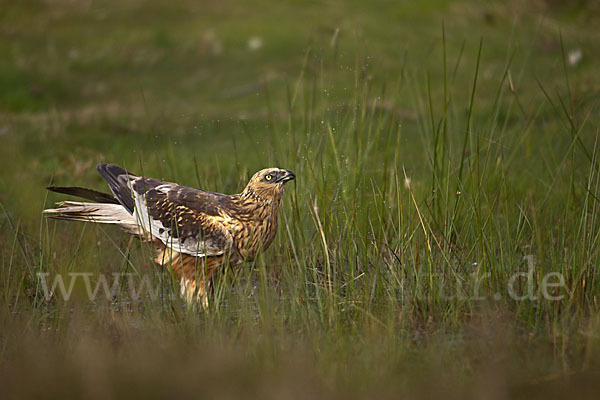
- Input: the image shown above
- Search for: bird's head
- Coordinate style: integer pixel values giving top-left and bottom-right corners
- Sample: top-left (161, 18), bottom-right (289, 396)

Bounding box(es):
top-left (242, 168), bottom-right (295, 203)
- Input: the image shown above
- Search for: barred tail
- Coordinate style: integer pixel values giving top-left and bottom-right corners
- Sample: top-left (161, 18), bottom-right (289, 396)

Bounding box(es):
top-left (43, 201), bottom-right (140, 235)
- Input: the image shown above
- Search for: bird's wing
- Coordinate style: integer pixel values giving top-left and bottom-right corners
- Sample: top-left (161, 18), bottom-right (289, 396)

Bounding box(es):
top-left (129, 176), bottom-right (235, 257)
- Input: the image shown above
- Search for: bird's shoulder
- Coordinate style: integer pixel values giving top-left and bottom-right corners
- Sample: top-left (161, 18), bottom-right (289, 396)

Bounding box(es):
top-left (131, 178), bottom-right (229, 214)
top-left (130, 178), bottom-right (240, 256)
top-left (130, 177), bottom-right (266, 231)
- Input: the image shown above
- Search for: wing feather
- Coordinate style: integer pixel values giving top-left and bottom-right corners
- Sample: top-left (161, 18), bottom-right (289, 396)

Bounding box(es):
top-left (129, 177), bottom-right (234, 257)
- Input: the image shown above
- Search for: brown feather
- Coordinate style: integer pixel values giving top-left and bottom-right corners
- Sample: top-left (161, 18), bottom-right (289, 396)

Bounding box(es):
top-left (44, 165), bottom-right (295, 309)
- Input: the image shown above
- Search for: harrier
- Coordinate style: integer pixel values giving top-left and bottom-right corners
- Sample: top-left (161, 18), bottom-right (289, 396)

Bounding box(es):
top-left (43, 164), bottom-right (295, 308)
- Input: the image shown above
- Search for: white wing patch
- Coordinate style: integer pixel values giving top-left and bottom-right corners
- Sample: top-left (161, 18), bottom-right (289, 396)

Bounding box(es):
top-left (129, 179), bottom-right (232, 257)
top-left (154, 184), bottom-right (171, 194)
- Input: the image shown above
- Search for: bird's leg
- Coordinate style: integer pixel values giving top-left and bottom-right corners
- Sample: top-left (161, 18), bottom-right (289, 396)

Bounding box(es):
top-left (153, 241), bottom-right (207, 309)
top-left (180, 256), bottom-right (220, 310)
top-left (178, 275), bottom-right (210, 310)
top-left (179, 277), bottom-right (208, 308)
top-left (152, 240), bottom-right (225, 310)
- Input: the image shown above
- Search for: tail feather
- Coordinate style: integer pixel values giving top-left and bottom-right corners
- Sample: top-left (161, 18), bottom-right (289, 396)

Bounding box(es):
top-left (46, 186), bottom-right (118, 204)
top-left (43, 201), bottom-right (140, 235)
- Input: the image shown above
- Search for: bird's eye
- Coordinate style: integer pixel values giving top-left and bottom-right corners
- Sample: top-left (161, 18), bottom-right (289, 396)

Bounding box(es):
top-left (265, 174), bottom-right (272, 181)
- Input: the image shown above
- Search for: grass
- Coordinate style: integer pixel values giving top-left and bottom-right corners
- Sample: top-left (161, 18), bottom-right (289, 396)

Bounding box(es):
top-left (2, 0), bottom-right (600, 398)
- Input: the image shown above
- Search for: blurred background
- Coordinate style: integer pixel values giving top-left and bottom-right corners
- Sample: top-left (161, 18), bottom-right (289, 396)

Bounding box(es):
top-left (2, 1), bottom-right (598, 201)
top-left (1, 0), bottom-right (600, 399)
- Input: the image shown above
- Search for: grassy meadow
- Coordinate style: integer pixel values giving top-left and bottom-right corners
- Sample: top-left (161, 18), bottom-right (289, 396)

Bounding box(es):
top-left (2, 0), bottom-right (600, 398)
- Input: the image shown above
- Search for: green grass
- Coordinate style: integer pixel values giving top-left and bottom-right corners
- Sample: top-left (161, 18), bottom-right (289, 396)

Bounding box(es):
top-left (2, 0), bottom-right (600, 398)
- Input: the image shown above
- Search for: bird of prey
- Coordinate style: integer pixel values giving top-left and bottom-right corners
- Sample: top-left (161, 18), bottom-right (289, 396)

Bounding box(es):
top-left (43, 164), bottom-right (295, 308)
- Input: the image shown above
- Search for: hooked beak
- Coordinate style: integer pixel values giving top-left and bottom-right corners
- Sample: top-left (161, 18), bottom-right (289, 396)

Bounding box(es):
top-left (276, 170), bottom-right (296, 183)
